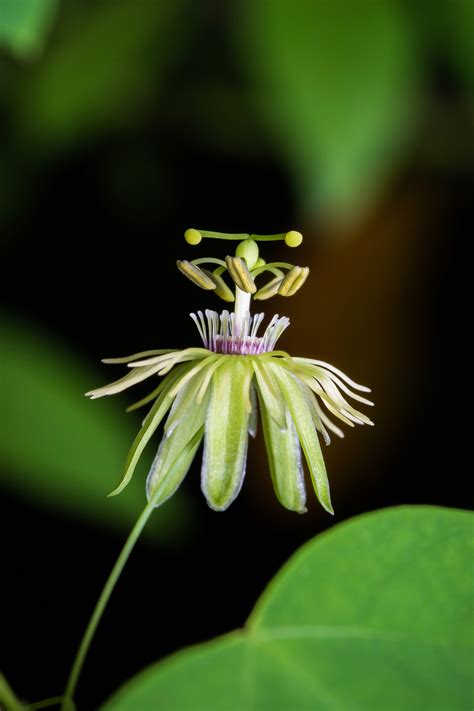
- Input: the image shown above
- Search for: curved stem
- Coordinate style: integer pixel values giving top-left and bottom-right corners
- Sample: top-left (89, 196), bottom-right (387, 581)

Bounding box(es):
top-left (196, 230), bottom-right (249, 240)
top-left (60, 427), bottom-right (203, 711)
top-left (191, 257), bottom-right (227, 268)
top-left (251, 262), bottom-right (293, 278)
top-left (60, 493), bottom-right (160, 711)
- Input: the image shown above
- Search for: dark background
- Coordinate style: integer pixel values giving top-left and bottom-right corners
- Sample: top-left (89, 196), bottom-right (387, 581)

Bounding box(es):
top-left (1, 1), bottom-right (472, 708)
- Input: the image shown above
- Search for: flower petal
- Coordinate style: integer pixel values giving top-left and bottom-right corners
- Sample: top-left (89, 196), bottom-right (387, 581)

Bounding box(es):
top-left (108, 364), bottom-right (193, 496)
top-left (201, 357), bottom-right (251, 511)
top-left (259, 389), bottom-right (306, 513)
top-left (146, 370), bottom-right (211, 506)
top-left (271, 364), bottom-right (333, 514)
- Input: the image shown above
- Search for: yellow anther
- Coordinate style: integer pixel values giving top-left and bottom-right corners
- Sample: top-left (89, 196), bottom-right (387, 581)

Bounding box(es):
top-left (285, 230), bottom-right (303, 247)
top-left (225, 256), bottom-right (257, 294)
top-left (176, 260), bottom-right (216, 290)
top-left (184, 228), bottom-right (203, 245)
top-left (279, 266), bottom-right (309, 296)
top-left (278, 266), bottom-right (303, 296)
top-left (202, 269), bottom-right (235, 302)
top-left (254, 276), bottom-right (284, 301)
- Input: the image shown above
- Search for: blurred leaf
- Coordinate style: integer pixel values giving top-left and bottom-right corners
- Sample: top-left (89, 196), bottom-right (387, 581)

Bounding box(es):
top-left (16, 0), bottom-right (187, 149)
top-left (0, 316), bottom-right (193, 545)
top-left (424, 0), bottom-right (474, 88)
top-left (0, 0), bottom-right (58, 57)
top-left (239, 0), bottom-right (417, 217)
top-left (103, 506), bottom-right (473, 710)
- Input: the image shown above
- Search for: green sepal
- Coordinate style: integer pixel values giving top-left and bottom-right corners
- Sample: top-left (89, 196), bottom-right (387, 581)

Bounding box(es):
top-left (147, 426), bottom-right (204, 507)
top-left (252, 358), bottom-right (286, 429)
top-left (259, 390), bottom-right (307, 513)
top-left (201, 357), bottom-right (251, 511)
top-left (146, 370), bottom-right (211, 507)
top-left (271, 364), bottom-right (333, 514)
top-left (248, 384), bottom-right (258, 438)
top-left (108, 364), bottom-right (193, 496)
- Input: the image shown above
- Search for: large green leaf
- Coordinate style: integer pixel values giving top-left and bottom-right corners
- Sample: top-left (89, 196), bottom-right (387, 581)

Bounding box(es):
top-left (239, 0), bottom-right (417, 216)
top-left (103, 506), bottom-right (473, 709)
top-left (0, 317), bottom-right (192, 544)
top-left (0, 0), bottom-right (58, 57)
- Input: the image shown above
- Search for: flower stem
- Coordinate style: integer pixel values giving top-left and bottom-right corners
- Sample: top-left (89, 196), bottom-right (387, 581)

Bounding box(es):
top-left (61, 493), bottom-right (160, 711)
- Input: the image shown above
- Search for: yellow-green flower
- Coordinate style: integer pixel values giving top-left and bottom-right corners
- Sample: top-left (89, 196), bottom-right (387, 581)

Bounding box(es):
top-left (86, 230), bottom-right (373, 514)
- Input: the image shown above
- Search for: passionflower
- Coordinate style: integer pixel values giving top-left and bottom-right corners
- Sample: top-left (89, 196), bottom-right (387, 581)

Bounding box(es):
top-left (86, 229), bottom-right (373, 514)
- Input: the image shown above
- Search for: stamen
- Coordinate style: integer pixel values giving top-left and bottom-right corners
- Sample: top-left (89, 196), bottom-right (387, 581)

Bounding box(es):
top-left (202, 269), bottom-right (235, 302)
top-left (281, 267), bottom-right (309, 296)
top-left (254, 276), bottom-right (284, 301)
top-left (225, 256), bottom-right (257, 294)
top-left (278, 266), bottom-right (304, 296)
top-left (176, 260), bottom-right (216, 290)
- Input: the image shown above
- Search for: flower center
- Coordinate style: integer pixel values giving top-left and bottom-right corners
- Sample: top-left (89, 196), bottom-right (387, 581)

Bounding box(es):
top-left (191, 310), bottom-right (289, 355)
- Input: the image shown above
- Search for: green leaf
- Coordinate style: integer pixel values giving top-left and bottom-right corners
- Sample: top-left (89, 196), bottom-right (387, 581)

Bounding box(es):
top-left (0, 317), bottom-right (192, 544)
top-left (240, 0), bottom-right (417, 216)
top-left (0, 0), bottom-right (57, 57)
top-left (102, 506), bottom-right (473, 710)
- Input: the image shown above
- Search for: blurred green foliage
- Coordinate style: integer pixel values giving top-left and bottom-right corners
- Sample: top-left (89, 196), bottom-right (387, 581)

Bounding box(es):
top-left (0, 0), bottom-right (472, 217)
top-left (103, 506), bottom-right (473, 710)
top-left (240, 0), bottom-right (417, 214)
top-left (17, 0), bottom-right (186, 149)
top-left (0, 317), bottom-right (191, 544)
top-left (0, 0), bottom-right (57, 57)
